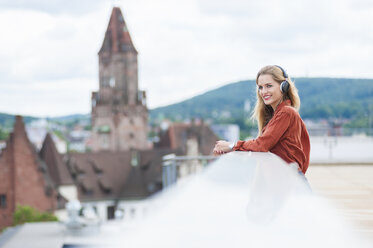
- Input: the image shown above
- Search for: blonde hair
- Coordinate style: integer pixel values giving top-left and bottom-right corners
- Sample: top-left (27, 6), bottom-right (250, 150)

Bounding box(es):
top-left (252, 65), bottom-right (300, 134)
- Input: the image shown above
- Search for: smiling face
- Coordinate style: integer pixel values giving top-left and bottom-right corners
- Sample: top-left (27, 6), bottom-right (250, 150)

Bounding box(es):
top-left (257, 74), bottom-right (283, 110)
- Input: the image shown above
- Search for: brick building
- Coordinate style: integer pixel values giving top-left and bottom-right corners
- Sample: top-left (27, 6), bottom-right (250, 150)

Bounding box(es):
top-left (0, 116), bottom-right (57, 229)
top-left (91, 7), bottom-right (149, 152)
top-left (156, 122), bottom-right (219, 155)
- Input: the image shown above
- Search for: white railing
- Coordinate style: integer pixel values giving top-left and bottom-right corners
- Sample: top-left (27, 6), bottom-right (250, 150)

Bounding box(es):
top-left (162, 154), bottom-right (217, 188)
top-left (120, 152), bottom-right (370, 248)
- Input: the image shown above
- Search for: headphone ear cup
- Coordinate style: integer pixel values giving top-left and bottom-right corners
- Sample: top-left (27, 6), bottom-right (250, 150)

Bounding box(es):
top-left (280, 81), bottom-right (290, 93)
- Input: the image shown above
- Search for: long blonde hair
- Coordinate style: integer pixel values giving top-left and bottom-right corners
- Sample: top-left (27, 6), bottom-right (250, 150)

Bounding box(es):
top-left (252, 65), bottom-right (300, 134)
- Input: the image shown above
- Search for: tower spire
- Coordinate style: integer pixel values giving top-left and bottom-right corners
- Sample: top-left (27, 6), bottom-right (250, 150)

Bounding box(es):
top-left (99, 7), bottom-right (137, 54)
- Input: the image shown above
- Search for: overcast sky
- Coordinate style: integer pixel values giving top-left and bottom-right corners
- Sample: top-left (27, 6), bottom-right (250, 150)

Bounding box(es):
top-left (0, 0), bottom-right (373, 117)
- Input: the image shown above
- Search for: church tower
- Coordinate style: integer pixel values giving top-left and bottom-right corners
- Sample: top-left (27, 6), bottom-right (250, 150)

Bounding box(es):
top-left (91, 7), bottom-right (148, 151)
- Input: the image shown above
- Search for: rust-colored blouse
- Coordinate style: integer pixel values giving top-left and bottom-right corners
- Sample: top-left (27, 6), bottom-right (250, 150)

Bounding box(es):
top-left (233, 100), bottom-right (310, 174)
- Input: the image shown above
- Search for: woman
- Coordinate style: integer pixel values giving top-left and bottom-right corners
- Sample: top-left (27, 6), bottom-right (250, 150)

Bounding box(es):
top-left (213, 65), bottom-right (310, 174)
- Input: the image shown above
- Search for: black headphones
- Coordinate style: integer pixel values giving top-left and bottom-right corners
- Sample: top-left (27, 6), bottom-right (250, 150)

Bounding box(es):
top-left (274, 65), bottom-right (290, 94)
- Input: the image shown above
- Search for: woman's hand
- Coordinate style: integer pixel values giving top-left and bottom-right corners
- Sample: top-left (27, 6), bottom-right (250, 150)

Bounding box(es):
top-left (213, 140), bottom-right (233, 155)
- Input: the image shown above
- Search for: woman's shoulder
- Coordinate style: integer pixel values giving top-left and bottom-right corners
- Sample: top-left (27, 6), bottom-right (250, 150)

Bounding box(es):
top-left (277, 105), bottom-right (300, 118)
top-left (280, 104), bottom-right (298, 113)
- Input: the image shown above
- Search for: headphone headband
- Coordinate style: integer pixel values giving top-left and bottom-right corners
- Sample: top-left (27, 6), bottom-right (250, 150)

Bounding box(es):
top-left (274, 65), bottom-right (288, 79)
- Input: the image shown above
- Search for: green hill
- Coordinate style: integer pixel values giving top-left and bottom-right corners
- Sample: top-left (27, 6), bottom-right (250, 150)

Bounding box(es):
top-left (149, 78), bottom-right (373, 137)
top-left (150, 77), bottom-right (373, 121)
top-left (0, 113), bottom-right (37, 128)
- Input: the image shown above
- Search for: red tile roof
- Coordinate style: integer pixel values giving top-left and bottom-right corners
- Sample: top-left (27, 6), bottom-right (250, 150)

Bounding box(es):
top-left (66, 148), bottom-right (176, 202)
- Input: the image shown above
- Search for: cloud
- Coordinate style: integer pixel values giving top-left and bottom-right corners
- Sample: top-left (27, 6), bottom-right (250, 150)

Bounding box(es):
top-left (0, 77), bottom-right (96, 116)
top-left (0, 0), bottom-right (106, 15)
top-left (0, 0), bottom-right (372, 116)
top-left (0, 8), bottom-right (107, 83)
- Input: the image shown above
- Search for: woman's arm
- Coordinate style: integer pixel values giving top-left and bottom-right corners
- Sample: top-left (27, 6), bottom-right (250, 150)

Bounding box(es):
top-left (213, 140), bottom-right (234, 154)
top-left (234, 111), bottom-right (291, 152)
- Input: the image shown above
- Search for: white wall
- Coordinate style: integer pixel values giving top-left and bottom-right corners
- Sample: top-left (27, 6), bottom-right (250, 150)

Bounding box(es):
top-left (310, 136), bottom-right (373, 163)
top-left (58, 185), bottom-right (78, 201)
top-left (81, 199), bottom-right (149, 221)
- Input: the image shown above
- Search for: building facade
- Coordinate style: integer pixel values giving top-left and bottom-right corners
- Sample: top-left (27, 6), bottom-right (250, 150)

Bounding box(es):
top-left (0, 116), bottom-right (57, 229)
top-left (91, 7), bottom-right (148, 152)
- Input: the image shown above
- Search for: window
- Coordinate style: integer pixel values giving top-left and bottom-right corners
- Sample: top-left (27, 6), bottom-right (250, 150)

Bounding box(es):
top-left (99, 134), bottom-right (110, 150)
top-left (107, 206), bottom-right (115, 220)
top-left (109, 77), bottom-right (115, 88)
top-left (131, 151), bottom-right (139, 167)
top-left (45, 186), bottom-right (53, 197)
top-left (0, 194), bottom-right (6, 208)
top-left (102, 77), bottom-right (109, 87)
top-left (121, 44), bottom-right (129, 52)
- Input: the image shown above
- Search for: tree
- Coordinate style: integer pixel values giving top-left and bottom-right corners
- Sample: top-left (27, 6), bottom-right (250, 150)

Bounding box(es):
top-left (13, 205), bottom-right (58, 225)
top-left (0, 127), bottom-right (9, 140)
